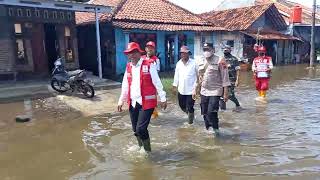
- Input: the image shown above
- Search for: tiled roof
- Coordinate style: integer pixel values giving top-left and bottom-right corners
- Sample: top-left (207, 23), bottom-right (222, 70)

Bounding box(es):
top-left (200, 3), bottom-right (284, 31)
top-left (76, 0), bottom-right (221, 31)
top-left (242, 29), bottom-right (301, 40)
top-left (200, 3), bottom-right (287, 31)
top-left (113, 0), bottom-right (210, 25)
top-left (255, 0), bottom-right (320, 24)
top-left (76, 0), bottom-right (122, 25)
top-left (112, 21), bottom-right (224, 31)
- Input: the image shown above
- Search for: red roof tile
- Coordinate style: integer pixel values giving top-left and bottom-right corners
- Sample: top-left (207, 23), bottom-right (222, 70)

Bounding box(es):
top-left (200, 3), bottom-right (287, 31)
top-left (76, 0), bottom-right (221, 31)
top-left (255, 0), bottom-right (320, 24)
top-left (242, 29), bottom-right (301, 40)
top-left (76, 0), bottom-right (122, 25)
top-left (113, 0), bottom-right (210, 25)
top-left (112, 21), bottom-right (224, 31)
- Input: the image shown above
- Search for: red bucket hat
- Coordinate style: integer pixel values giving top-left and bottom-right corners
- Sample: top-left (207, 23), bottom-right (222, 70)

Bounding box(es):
top-left (124, 42), bottom-right (145, 55)
top-left (146, 41), bottom-right (156, 48)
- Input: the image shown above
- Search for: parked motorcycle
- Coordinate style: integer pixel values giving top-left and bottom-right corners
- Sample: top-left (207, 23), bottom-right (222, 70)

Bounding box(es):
top-left (50, 58), bottom-right (95, 98)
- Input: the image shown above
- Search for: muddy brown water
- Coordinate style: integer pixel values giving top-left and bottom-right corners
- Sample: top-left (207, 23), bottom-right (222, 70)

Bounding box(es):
top-left (0, 65), bottom-right (320, 180)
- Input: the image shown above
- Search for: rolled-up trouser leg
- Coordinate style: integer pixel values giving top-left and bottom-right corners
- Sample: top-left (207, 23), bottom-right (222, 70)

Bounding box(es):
top-left (178, 93), bottom-right (187, 113)
top-left (228, 85), bottom-right (240, 107)
top-left (185, 95), bottom-right (195, 113)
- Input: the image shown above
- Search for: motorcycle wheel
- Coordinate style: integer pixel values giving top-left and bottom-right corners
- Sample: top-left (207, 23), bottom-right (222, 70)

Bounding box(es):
top-left (51, 79), bottom-right (68, 93)
top-left (81, 83), bottom-right (95, 98)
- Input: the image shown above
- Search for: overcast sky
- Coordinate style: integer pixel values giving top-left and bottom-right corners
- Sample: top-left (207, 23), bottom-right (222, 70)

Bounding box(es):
top-left (169, 0), bottom-right (319, 14)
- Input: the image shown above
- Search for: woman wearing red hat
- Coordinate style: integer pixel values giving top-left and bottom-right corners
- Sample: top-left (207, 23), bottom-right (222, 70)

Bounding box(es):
top-left (252, 46), bottom-right (273, 101)
top-left (118, 42), bottom-right (167, 153)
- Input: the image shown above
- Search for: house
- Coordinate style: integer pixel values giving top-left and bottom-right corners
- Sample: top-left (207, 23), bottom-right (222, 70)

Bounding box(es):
top-left (76, 0), bottom-right (222, 79)
top-left (215, 0), bottom-right (320, 63)
top-left (199, 3), bottom-right (300, 65)
top-left (0, 0), bottom-right (83, 81)
top-left (215, 0), bottom-right (320, 25)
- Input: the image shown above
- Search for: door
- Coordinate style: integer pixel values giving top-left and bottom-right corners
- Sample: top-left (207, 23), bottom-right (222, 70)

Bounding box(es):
top-left (31, 23), bottom-right (48, 74)
top-left (44, 24), bottom-right (59, 72)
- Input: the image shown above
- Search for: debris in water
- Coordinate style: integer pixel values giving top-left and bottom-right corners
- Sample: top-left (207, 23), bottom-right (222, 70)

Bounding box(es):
top-left (15, 115), bottom-right (31, 123)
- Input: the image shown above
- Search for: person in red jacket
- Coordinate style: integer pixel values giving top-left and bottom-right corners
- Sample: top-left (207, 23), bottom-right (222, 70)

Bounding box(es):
top-left (252, 46), bottom-right (273, 100)
top-left (143, 41), bottom-right (160, 71)
top-left (118, 42), bottom-right (167, 152)
top-left (143, 41), bottom-right (161, 119)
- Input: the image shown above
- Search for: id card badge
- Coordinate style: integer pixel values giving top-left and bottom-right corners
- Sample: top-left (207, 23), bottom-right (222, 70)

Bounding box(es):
top-left (257, 72), bottom-right (268, 78)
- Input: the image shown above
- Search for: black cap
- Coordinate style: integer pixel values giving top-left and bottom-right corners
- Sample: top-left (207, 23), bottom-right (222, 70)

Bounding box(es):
top-left (203, 42), bottom-right (214, 49)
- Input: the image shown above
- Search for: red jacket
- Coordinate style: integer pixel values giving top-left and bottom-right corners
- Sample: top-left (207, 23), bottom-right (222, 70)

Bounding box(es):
top-left (126, 60), bottom-right (157, 110)
top-left (142, 55), bottom-right (158, 63)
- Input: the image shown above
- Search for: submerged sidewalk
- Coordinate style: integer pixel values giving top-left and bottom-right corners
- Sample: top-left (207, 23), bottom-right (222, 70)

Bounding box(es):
top-left (0, 75), bottom-right (121, 102)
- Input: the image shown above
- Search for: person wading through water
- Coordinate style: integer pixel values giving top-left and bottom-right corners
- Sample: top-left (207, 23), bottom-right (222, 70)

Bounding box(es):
top-left (172, 45), bottom-right (197, 124)
top-left (219, 45), bottom-right (242, 111)
top-left (252, 45), bottom-right (273, 101)
top-left (118, 42), bottom-right (167, 152)
top-left (143, 41), bottom-right (161, 119)
top-left (193, 43), bottom-right (230, 136)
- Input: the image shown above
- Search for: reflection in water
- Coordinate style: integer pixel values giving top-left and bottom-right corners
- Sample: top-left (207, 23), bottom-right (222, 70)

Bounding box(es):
top-left (1, 65), bottom-right (320, 180)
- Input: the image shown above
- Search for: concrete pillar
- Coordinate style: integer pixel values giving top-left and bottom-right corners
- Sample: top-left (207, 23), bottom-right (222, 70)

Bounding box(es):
top-left (174, 33), bottom-right (179, 64)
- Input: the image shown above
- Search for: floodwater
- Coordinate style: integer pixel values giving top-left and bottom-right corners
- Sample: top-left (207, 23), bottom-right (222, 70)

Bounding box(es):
top-left (1, 64), bottom-right (320, 180)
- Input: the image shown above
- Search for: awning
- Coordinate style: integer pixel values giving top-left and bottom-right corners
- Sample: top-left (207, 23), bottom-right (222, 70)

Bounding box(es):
top-left (241, 30), bottom-right (301, 41)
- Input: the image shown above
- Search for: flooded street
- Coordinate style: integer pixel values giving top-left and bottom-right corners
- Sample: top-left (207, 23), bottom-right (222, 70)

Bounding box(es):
top-left (1, 65), bottom-right (320, 180)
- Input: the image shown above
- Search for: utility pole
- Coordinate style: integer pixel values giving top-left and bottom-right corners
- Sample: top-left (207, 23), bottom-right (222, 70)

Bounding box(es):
top-left (95, 7), bottom-right (103, 79)
top-left (310, 0), bottom-right (316, 67)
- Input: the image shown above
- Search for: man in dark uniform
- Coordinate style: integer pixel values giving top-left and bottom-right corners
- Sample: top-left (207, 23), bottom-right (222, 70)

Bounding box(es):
top-left (220, 45), bottom-right (241, 111)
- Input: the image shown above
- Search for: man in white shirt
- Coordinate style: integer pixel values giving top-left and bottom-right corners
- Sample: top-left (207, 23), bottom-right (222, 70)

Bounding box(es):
top-left (172, 46), bottom-right (197, 124)
top-left (117, 42), bottom-right (167, 152)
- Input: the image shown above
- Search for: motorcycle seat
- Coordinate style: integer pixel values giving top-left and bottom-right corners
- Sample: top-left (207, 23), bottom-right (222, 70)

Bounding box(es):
top-left (67, 70), bottom-right (83, 77)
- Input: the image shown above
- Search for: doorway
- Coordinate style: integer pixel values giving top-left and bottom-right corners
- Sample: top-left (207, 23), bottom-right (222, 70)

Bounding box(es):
top-left (165, 35), bottom-right (175, 70)
top-left (44, 24), bottom-right (59, 72)
top-left (32, 23), bottom-right (48, 75)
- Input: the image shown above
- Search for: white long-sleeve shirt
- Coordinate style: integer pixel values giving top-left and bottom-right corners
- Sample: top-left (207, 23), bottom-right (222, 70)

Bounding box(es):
top-left (172, 58), bottom-right (198, 95)
top-left (252, 56), bottom-right (274, 72)
top-left (118, 58), bottom-right (166, 107)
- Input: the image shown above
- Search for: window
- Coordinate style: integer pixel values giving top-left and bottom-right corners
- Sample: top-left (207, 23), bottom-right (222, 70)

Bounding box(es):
top-left (67, 12), bottom-right (72, 20)
top-left (60, 12), bottom-right (65, 19)
top-left (35, 9), bottom-right (40, 17)
top-left (44, 10), bottom-right (49, 19)
top-left (65, 26), bottom-right (71, 37)
top-left (26, 9), bottom-right (31, 17)
top-left (14, 24), bottom-right (22, 34)
top-left (53, 11), bottom-right (58, 19)
top-left (226, 40), bottom-right (235, 47)
top-left (64, 27), bottom-right (74, 62)
top-left (129, 33), bottom-right (157, 49)
top-left (17, 9), bottom-right (23, 17)
top-left (16, 39), bottom-right (27, 64)
top-left (14, 24), bottom-right (28, 65)
top-left (8, 8), bottom-right (14, 16)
